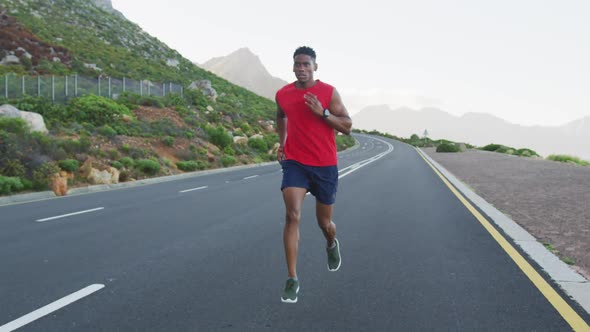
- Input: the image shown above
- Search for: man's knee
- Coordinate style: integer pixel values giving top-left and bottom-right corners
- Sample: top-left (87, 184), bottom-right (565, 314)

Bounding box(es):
top-left (285, 209), bottom-right (301, 224)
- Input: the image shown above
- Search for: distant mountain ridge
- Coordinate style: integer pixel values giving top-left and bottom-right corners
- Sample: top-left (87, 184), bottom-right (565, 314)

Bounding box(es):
top-left (200, 48), bottom-right (288, 100)
top-left (353, 105), bottom-right (590, 160)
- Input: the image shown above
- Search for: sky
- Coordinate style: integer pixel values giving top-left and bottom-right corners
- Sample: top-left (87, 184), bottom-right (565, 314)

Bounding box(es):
top-left (110, 0), bottom-right (590, 127)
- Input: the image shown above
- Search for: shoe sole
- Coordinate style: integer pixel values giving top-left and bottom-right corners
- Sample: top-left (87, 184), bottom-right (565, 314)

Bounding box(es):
top-left (328, 239), bottom-right (341, 271)
top-left (281, 285), bottom-right (299, 303)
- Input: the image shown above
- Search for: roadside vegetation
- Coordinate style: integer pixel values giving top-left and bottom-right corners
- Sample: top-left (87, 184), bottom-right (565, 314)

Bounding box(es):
top-left (543, 242), bottom-right (576, 265)
top-left (352, 129), bottom-right (589, 165)
top-left (546, 155), bottom-right (590, 167)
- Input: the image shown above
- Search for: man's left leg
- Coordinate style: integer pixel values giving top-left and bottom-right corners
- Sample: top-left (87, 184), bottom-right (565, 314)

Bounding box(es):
top-left (316, 202), bottom-right (341, 271)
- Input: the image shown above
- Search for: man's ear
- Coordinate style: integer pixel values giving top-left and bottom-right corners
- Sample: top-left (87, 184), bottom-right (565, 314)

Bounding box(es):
top-left (314, 63), bottom-right (318, 71)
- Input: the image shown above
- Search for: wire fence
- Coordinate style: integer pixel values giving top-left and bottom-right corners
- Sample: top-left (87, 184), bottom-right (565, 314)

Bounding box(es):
top-left (0, 73), bottom-right (184, 103)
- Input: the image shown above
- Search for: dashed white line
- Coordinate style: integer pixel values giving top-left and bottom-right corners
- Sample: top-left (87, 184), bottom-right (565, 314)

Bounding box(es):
top-left (0, 284), bottom-right (105, 332)
top-left (243, 175), bottom-right (259, 180)
top-left (36, 207), bottom-right (105, 222)
top-left (179, 186), bottom-right (208, 193)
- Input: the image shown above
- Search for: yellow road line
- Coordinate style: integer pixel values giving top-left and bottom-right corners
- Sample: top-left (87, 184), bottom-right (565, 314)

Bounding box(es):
top-left (417, 148), bottom-right (590, 331)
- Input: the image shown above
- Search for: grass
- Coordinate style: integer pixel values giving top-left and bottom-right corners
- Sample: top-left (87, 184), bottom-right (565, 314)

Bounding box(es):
top-left (547, 155), bottom-right (590, 166)
top-left (543, 242), bottom-right (576, 265)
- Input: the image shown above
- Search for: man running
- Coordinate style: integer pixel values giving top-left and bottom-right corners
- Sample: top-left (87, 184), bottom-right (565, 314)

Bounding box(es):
top-left (275, 46), bottom-right (353, 303)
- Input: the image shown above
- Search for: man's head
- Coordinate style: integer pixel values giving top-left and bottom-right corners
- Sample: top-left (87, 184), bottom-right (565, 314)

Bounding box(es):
top-left (293, 46), bottom-right (316, 61)
top-left (293, 46), bottom-right (317, 84)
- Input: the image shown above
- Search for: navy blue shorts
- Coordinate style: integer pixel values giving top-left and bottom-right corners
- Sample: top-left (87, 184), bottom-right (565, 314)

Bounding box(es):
top-left (280, 160), bottom-right (338, 205)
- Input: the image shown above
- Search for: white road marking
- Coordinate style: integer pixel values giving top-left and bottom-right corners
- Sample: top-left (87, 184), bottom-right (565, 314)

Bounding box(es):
top-left (36, 207), bottom-right (105, 222)
top-left (338, 136), bottom-right (394, 179)
top-left (179, 186), bottom-right (208, 193)
top-left (0, 284), bottom-right (105, 332)
top-left (243, 175), bottom-right (259, 180)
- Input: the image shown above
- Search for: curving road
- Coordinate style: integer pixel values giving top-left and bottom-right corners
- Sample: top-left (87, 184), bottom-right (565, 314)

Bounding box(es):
top-left (1, 134), bottom-right (589, 331)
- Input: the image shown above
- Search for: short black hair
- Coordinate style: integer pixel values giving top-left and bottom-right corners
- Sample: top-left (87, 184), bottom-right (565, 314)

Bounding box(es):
top-left (293, 46), bottom-right (316, 60)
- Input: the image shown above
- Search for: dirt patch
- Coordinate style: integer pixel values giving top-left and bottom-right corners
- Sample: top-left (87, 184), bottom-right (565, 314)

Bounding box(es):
top-left (132, 106), bottom-right (187, 128)
top-left (423, 148), bottom-right (590, 280)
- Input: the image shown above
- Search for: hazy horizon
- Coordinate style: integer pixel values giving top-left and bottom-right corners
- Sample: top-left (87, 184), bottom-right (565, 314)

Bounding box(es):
top-left (111, 0), bottom-right (590, 127)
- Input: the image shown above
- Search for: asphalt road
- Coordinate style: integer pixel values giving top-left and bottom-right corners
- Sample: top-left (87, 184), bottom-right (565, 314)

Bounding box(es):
top-left (1, 134), bottom-right (588, 331)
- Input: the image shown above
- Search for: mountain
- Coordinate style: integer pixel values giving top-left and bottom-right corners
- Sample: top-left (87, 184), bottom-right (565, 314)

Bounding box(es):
top-left (200, 48), bottom-right (288, 100)
top-left (353, 105), bottom-right (590, 160)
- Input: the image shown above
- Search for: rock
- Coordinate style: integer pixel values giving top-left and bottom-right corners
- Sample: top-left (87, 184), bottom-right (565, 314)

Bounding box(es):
top-left (79, 157), bottom-right (95, 178)
top-left (206, 105), bottom-right (214, 112)
top-left (87, 167), bottom-right (119, 185)
top-left (166, 58), bottom-right (179, 67)
top-left (233, 136), bottom-right (248, 145)
top-left (50, 173), bottom-right (68, 196)
top-left (188, 80), bottom-right (218, 101)
top-left (0, 55), bottom-right (20, 65)
top-left (249, 134), bottom-right (264, 140)
top-left (0, 104), bottom-right (48, 133)
top-left (207, 152), bottom-right (216, 163)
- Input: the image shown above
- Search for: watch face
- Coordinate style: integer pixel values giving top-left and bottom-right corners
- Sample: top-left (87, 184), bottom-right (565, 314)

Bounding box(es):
top-left (323, 109), bottom-right (330, 117)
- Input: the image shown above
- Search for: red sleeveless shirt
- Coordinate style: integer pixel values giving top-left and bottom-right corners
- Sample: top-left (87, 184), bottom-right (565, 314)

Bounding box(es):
top-left (276, 80), bottom-right (337, 166)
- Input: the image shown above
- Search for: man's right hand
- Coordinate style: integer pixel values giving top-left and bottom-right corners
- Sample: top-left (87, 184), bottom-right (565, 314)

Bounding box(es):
top-left (277, 146), bottom-right (285, 162)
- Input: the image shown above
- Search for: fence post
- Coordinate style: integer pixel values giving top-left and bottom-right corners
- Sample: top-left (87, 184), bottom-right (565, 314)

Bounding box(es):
top-left (123, 77), bottom-right (126, 92)
top-left (169, 82), bottom-right (172, 96)
top-left (147, 81), bottom-right (150, 96)
top-left (162, 83), bottom-right (165, 97)
top-left (75, 74), bottom-right (78, 96)
top-left (5, 74), bottom-right (7, 98)
top-left (51, 75), bottom-right (55, 102)
top-left (98, 76), bottom-right (101, 96)
top-left (108, 77), bottom-right (111, 98)
top-left (181, 86), bottom-right (183, 98)
top-left (140, 80), bottom-right (143, 96)
top-left (65, 75), bottom-right (68, 98)
top-left (37, 76), bottom-right (40, 96)
top-left (22, 76), bottom-right (25, 95)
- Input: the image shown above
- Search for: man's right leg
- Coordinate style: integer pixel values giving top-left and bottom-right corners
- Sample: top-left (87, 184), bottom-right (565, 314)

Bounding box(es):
top-left (282, 187), bottom-right (307, 279)
top-left (281, 187), bottom-right (307, 303)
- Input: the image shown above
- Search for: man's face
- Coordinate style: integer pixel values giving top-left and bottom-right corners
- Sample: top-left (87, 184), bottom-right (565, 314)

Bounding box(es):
top-left (293, 54), bottom-right (317, 83)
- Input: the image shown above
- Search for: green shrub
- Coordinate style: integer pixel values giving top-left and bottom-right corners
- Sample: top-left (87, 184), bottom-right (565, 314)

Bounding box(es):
top-left (515, 148), bottom-right (539, 157)
top-left (1, 159), bottom-right (26, 177)
top-left (108, 149), bottom-right (120, 160)
top-left (0, 176), bottom-right (25, 195)
top-left (119, 157), bottom-right (134, 168)
top-left (162, 136), bottom-right (175, 147)
top-left (221, 155), bottom-right (236, 167)
top-left (98, 124), bottom-right (117, 137)
top-left (248, 137), bottom-right (268, 153)
top-left (135, 159), bottom-right (161, 175)
top-left (223, 146), bottom-right (235, 156)
top-left (58, 159), bottom-right (80, 172)
top-left (207, 125), bottom-right (232, 149)
top-left (436, 143), bottom-right (461, 153)
top-left (547, 155), bottom-right (590, 166)
top-left (481, 144), bottom-right (502, 152)
top-left (336, 135), bottom-right (355, 151)
top-left (32, 162), bottom-right (60, 189)
top-left (0, 117), bottom-right (29, 135)
top-left (176, 161), bottom-right (200, 172)
top-left (67, 95), bottom-right (131, 126)
top-left (121, 144), bottom-right (130, 154)
top-left (111, 161), bottom-right (123, 169)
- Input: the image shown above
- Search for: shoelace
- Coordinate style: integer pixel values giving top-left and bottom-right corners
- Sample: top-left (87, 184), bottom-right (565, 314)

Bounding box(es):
top-left (286, 279), bottom-right (296, 291)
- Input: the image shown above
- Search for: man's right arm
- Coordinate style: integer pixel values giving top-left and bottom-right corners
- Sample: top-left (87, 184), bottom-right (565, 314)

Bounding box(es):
top-left (276, 100), bottom-right (287, 161)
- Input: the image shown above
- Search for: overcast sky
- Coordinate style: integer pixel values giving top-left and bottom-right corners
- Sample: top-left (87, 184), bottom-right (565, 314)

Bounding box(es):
top-left (111, 0), bottom-right (589, 127)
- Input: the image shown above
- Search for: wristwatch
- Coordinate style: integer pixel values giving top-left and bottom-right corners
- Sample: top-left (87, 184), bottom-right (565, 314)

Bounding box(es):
top-left (322, 109), bottom-right (330, 118)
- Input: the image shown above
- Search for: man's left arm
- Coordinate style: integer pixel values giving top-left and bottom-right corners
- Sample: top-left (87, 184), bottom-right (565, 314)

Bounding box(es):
top-left (304, 89), bottom-right (352, 135)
